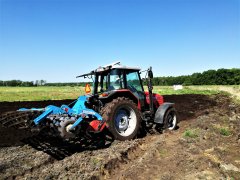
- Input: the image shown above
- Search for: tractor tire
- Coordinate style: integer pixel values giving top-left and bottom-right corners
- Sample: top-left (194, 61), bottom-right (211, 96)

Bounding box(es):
top-left (101, 97), bottom-right (141, 141)
top-left (163, 107), bottom-right (178, 130)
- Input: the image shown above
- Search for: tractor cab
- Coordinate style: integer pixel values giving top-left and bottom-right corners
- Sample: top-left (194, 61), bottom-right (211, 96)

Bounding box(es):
top-left (79, 62), bottom-right (146, 109)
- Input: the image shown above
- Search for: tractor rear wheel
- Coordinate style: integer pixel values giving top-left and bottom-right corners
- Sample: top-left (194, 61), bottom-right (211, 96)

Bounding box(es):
top-left (101, 97), bottom-right (141, 141)
top-left (163, 107), bottom-right (177, 130)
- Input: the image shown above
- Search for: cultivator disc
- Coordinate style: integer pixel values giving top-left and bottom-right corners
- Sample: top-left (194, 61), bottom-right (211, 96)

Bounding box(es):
top-left (0, 111), bottom-right (42, 129)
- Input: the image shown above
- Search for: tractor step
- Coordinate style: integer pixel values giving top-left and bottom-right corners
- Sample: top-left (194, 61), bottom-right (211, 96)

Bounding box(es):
top-left (0, 111), bottom-right (42, 129)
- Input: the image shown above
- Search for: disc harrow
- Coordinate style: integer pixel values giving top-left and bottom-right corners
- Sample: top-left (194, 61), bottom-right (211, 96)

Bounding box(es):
top-left (0, 111), bottom-right (42, 129)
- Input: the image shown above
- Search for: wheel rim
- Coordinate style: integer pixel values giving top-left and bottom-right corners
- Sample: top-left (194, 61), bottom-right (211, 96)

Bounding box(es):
top-left (114, 107), bottom-right (137, 137)
top-left (66, 124), bottom-right (73, 133)
top-left (166, 111), bottom-right (177, 130)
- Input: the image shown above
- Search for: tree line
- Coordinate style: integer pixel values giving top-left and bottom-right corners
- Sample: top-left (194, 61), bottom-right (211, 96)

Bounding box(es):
top-left (0, 80), bottom-right (46, 87)
top-left (44, 82), bottom-right (88, 87)
top-left (148, 68), bottom-right (240, 86)
top-left (0, 68), bottom-right (239, 87)
top-left (0, 80), bottom-right (88, 87)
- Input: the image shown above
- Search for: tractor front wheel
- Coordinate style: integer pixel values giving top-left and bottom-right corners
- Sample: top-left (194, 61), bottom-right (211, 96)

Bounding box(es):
top-left (101, 97), bottom-right (141, 141)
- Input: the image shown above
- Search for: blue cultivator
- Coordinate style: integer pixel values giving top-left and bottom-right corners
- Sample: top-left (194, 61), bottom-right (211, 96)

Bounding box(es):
top-left (20, 95), bottom-right (103, 126)
top-left (0, 95), bottom-right (106, 139)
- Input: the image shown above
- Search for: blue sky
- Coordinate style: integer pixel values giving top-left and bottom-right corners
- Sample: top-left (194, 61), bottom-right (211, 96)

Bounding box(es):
top-left (0, 0), bottom-right (239, 82)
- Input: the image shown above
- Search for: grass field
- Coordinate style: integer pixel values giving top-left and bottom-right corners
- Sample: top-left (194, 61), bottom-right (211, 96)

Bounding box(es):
top-left (0, 85), bottom-right (239, 102)
top-left (0, 86), bottom-right (85, 102)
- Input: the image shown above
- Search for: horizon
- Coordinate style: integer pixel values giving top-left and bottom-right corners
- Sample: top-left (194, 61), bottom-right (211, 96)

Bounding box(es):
top-left (0, 0), bottom-right (239, 83)
top-left (1, 67), bottom-right (239, 83)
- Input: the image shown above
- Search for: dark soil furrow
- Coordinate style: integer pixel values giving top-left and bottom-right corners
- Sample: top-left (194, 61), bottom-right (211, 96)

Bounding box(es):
top-left (0, 94), bottom-right (239, 179)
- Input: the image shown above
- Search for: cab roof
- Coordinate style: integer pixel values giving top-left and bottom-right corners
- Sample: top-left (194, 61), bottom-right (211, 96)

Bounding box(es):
top-left (77, 61), bottom-right (141, 78)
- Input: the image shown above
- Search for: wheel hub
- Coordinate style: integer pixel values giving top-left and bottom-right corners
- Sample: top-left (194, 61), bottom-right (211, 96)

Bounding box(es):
top-left (66, 124), bottom-right (73, 133)
top-left (166, 111), bottom-right (177, 130)
top-left (167, 116), bottom-right (173, 127)
top-left (116, 111), bottom-right (129, 132)
top-left (114, 107), bottom-right (137, 137)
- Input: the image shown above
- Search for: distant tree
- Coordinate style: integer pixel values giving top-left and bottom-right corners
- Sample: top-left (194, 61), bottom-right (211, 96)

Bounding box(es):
top-left (35, 80), bottom-right (39, 86)
top-left (40, 80), bottom-right (46, 86)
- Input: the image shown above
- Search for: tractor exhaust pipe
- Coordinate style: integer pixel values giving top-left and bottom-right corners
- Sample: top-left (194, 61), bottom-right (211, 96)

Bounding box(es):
top-left (147, 67), bottom-right (154, 116)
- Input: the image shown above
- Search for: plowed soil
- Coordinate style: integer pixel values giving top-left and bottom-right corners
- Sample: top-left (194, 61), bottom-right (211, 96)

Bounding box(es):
top-left (0, 94), bottom-right (240, 179)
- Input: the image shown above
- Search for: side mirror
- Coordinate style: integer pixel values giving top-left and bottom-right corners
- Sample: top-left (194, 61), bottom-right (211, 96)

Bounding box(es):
top-left (148, 67), bottom-right (153, 79)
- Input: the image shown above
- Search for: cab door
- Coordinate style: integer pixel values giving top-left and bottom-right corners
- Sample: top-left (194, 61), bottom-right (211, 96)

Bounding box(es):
top-left (126, 71), bottom-right (146, 109)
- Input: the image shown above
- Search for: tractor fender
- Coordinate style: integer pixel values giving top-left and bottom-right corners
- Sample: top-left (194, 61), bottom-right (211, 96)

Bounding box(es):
top-left (154, 103), bottom-right (174, 124)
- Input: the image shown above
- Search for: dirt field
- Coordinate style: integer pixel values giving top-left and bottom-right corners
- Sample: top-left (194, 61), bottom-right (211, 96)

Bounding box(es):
top-left (0, 94), bottom-right (240, 179)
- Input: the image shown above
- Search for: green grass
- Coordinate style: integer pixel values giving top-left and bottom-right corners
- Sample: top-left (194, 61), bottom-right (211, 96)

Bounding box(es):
top-left (0, 85), bottom-right (239, 102)
top-left (219, 127), bottom-right (231, 136)
top-left (151, 85), bottom-right (240, 102)
top-left (151, 86), bottom-right (220, 95)
top-left (183, 129), bottom-right (199, 138)
top-left (0, 86), bottom-right (85, 102)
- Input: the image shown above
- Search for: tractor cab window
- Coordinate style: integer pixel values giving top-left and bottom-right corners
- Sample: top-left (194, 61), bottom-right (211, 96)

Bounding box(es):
top-left (97, 74), bottom-right (108, 93)
top-left (126, 71), bottom-right (143, 92)
top-left (108, 69), bottom-right (124, 90)
top-left (95, 69), bottom-right (124, 93)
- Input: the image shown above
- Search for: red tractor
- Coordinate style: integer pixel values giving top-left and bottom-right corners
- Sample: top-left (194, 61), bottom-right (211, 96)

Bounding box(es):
top-left (0, 62), bottom-right (178, 141)
top-left (78, 62), bottom-right (178, 140)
